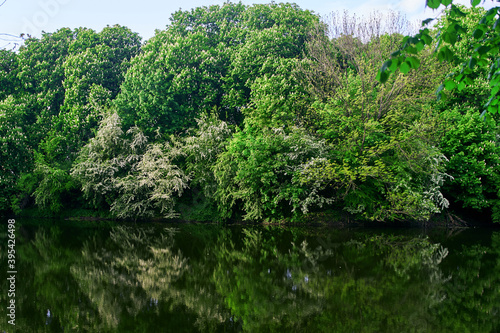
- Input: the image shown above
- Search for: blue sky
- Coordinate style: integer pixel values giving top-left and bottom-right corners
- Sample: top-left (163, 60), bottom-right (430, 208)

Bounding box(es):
top-left (0, 0), bottom-right (495, 48)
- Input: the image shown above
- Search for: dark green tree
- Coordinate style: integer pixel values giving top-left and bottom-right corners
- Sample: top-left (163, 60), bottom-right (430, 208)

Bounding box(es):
top-left (0, 49), bottom-right (18, 100)
top-left (115, 3), bottom-right (319, 136)
top-left (12, 26), bottom-right (141, 214)
top-left (439, 108), bottom-right (500, 221)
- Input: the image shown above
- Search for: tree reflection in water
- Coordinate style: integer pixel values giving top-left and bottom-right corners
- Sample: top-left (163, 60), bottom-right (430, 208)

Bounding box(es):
top-left (71, 225), bottom-right (229, 331)
top-left (212, 228), bottom-right (450, 332)
top-left (432, 231), bottom-right (500, 332)
top-left (1, 222), bottom-right (499, 332)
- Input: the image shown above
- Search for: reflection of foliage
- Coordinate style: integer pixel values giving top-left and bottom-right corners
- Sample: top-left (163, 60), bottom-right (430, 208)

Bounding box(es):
top-left (72, 224), bottom-right (230, 332)
top-left (71, 225), bottom-right (187, 329)
top-left (6, 222), bottom-right (500, 332)
top-left (12, 224), bottom-right (106, 331)
top-left (213, 228), bottom-right (323, 332)
top-left (432, 232), bottom-right (500, 332)
top-left (213, 228), bottom-right (449, 332)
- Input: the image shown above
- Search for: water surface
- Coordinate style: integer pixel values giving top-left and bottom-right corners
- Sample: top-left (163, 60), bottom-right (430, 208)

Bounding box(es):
top-left (1, 219), bottom-right (499, 332)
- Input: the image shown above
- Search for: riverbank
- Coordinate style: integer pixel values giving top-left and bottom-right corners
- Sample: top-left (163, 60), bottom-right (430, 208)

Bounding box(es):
top-left (5, 207), bottom-right (499, 230)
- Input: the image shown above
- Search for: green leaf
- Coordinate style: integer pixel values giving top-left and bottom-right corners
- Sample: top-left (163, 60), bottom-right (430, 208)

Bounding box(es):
top-left (377, 70), bottom-right (389, 83)
top-left (409, 37), bottom-right (419, 44)
top-left (389, 58), bottom-right (399, 72)
top-left (421, 33), bottom-right (433, 45)
top-left (491, 85), bottom-right (500, 96)
top-left (438, 46), bottom-right (454, 62)
top-left (442, 31), bottom-right (457, 45)
top-left (444, 79), bottom-right (456, 90)
top-left (416, 41), bottom-right (425, 52)
top-left (476, 45), bottom-right (491, 55)
top-left (405, 46), bottom-right (418, 55)
top-left (381, 60), bottom-right (392, 73)
top-left (485, 95), bottom-right (499, 107)
top-left (446, 23), bottom-right (458, 34)
top-left (458, 81), bottom-right (466, 91)
top-left (471, 0), bottom-right (481, 6)
top-left (407, 56), bottom-right (421, 69)
top-left (427, 0), bottom-right (441, 9)
top-left (450, 5), bottom-right (467, 17)
top-left (469, 57), bottom-right (477, 69)
top-left (442, 0), bottom-right (452, 6)
top-left (480, 8), bottom-right (498, 24)
top-left (400, 62), bottom-right (410, 74)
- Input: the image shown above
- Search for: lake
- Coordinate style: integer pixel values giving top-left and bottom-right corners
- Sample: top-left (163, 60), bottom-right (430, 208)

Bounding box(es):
top-left (1, 219), bottom-right (499, 332)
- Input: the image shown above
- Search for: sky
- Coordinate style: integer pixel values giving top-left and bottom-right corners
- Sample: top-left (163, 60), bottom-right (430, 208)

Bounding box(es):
top-left (0, 0), bottom-right (496, 48)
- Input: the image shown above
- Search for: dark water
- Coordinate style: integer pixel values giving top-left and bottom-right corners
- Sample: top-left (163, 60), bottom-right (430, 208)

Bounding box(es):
top-left (0, 219), bottom-right (499, 332)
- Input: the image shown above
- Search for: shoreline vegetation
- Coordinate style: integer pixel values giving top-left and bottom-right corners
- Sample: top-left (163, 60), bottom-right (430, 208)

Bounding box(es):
top-left (2, 3), bottom-right (500, 227)
top-left (6, 207), bottom-right (499, 230)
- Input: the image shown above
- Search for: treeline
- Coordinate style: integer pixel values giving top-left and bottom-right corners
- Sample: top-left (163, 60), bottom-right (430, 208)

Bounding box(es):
top-left (1, 3), bottom-right (499, 223)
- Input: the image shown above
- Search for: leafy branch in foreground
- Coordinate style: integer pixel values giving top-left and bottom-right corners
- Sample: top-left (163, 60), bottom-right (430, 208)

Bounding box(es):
top-left (378, 1), bottom-right (500, 116)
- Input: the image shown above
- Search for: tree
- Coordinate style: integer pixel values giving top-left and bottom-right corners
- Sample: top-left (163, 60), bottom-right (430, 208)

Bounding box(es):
top-left (214, 125), bottom-right (332, 221)
top-left (0, 97), bottom-right (31, 212)
top-left (0, 49), bottom-right (18, 100)
top-left (115, 3), bottom-right (247, 136)
top-left (115, 3), bottom-right (320, 136)
top-left (173, 113), bottom-right (234, 221)
top-left (296, 12), bottom-right (450, 221)
top-left (378, 4), bottom-right (500, 223)
top-left (439, 108), bottom-right (500, 221)
top-left (10, 26), bottom-right (141, 214)
top-left (71, 113), bottom-right (189, 219)
top-left (225, 3), bottom-right (320, 127)
top-left (378, 1), bottom-right (500, 117)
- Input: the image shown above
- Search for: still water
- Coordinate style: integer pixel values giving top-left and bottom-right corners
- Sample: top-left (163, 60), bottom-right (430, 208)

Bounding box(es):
top-left (0, 219), bottom-right (499, 332)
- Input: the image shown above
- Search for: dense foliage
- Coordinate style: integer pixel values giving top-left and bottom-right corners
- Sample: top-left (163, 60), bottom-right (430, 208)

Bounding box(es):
top-left (1, 3), bottom-right (499, 223)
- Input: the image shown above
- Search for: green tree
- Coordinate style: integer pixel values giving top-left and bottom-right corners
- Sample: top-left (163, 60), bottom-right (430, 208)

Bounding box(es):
top-left (0, 97), bottom-right (31, 212)
top-left (174, 112), bottom-right (233, 221)
top-left (214, 125), bottom-right (332, 221)
top-left (298, 12), bottom-right (449, 221)
top-left (115, 3), bottom-right (246, 136)
top-left (15, 28), bottom-right (74, 143)
top-left (13, 26), bottom-right (141, 214)
top-left (0, 49), bottom-right (18, 101)
top-left (115, 3), bottom-right (319, 136)
top-left (439, 108), bottom-right (500, 221)
top-left (225, 3), bottom-right (319, 127)
top-left (390, 5), bottom-right (500, 223)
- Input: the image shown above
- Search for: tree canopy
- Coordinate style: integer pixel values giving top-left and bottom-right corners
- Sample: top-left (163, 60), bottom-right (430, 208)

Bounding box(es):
top-left (1, 2), bottom-right (499, 224)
